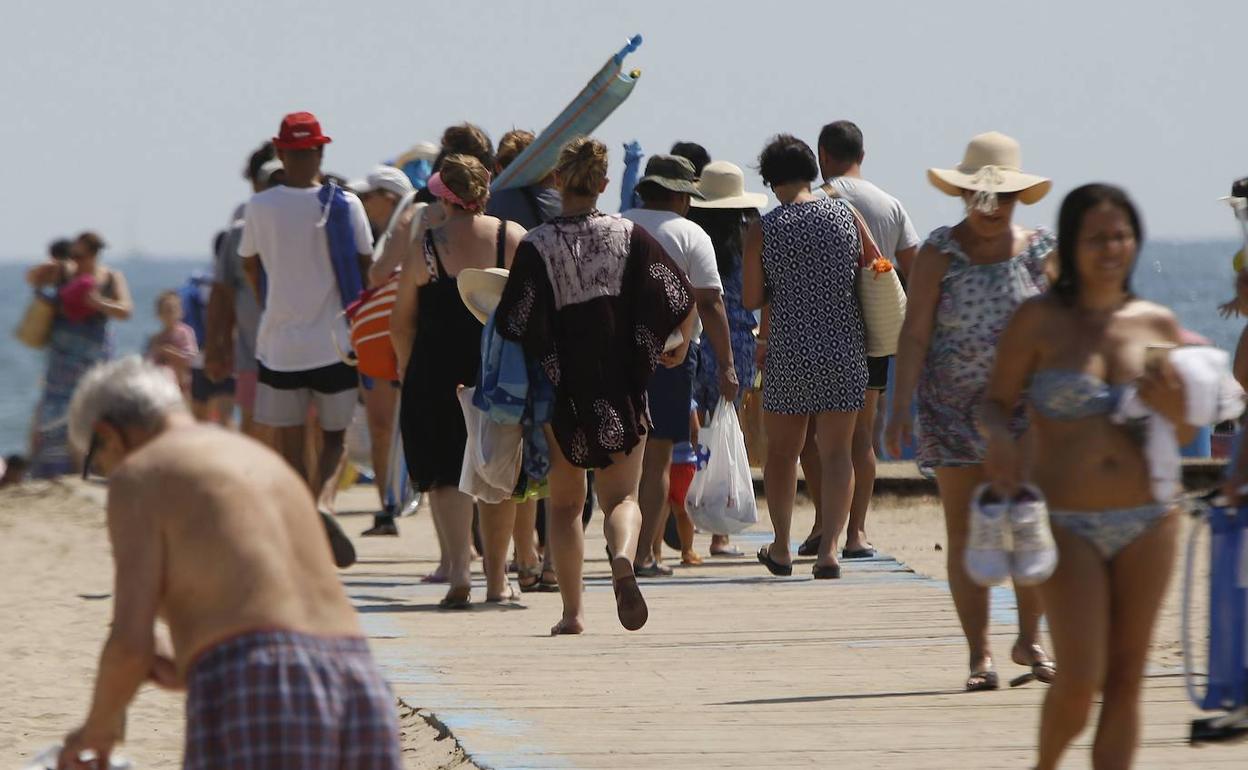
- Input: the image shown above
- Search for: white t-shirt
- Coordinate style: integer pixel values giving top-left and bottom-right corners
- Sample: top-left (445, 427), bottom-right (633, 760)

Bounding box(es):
top-left (623, 208), bottom-right (722, 340)
top-left (238, 185), bottom-right (373, 372)
top-left (815, 177), bottom-right (920, 261)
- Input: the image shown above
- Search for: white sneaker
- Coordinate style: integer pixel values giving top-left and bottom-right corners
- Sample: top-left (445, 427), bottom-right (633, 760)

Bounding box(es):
top-left (1009, 484), bottom-right (1058, 586)
top-left (965, 484), bottom-right (1011, 586)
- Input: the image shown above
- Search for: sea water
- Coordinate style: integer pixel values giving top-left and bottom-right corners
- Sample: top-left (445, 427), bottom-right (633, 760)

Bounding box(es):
top-left (0, 240), bottom-right (1240, 454)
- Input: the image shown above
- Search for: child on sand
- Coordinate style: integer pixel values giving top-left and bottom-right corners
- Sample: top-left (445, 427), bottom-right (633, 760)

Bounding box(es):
top-left (146, 291), bottom-right (198, 398)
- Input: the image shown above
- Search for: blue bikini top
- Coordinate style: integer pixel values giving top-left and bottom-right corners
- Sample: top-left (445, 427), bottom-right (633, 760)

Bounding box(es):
top-left (1030, 369), bottom-right (1123, 421)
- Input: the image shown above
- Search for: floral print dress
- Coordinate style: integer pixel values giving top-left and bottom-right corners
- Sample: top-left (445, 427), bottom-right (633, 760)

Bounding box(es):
top-left (916, 225), bottom-right (1055, 468)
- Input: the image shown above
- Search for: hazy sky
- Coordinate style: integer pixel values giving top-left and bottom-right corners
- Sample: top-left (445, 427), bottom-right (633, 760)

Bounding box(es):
top-left (2, 0), bottom-right (1245, 261)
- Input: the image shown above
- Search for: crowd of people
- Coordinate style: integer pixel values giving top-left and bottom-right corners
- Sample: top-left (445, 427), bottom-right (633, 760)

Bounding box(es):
top-left (40, 108), bottom-right (1248, 769)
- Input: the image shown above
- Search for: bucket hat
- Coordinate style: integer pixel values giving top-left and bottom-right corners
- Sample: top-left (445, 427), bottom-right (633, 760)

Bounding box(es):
top-left (273, 112), bottom-right (332, 151)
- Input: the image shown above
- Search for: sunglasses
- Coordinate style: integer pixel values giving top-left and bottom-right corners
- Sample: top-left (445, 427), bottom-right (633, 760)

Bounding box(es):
top-left (81, 431), bottom-right (101, 480)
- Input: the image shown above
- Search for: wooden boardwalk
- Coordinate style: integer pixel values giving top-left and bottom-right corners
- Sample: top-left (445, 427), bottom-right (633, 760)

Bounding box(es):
top-left (337, 490), bottom-right (1239, 769)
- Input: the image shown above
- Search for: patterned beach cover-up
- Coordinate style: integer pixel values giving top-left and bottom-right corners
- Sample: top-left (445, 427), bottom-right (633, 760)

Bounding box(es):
top-left (495, 212), bottom-right (694, 469)
top-left (916, 225), bottom-right (1055, 468)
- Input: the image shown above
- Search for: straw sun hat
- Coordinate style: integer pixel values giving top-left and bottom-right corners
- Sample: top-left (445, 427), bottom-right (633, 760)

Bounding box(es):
top-left (927, 131), bottom-right (1051, 208)
top-left (458, 268), bottom-right (510, 325)
top-left (690, 161), bottom-right (769, 210)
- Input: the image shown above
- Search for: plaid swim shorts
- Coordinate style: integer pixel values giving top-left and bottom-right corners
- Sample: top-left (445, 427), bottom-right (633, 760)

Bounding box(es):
top-left (183, 630), bottom-right (402, 770)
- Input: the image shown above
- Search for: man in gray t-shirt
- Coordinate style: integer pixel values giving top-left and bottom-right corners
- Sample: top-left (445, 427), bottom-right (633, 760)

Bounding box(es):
top-left (802, 120), bottom-right (920, 561)
top-left (204, 150), bottom-right (281, 436)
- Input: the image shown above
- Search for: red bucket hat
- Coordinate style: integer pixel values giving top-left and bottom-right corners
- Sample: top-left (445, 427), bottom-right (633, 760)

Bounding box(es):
top-left (273, 111), bottom-right (332, 151)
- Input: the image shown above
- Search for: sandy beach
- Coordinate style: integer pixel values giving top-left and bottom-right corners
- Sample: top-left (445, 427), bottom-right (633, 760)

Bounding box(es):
top-left (0, 477), bottom-right (1214, 768)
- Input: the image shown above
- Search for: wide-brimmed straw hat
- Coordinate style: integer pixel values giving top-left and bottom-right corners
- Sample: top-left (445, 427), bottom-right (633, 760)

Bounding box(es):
top-left (458, 268), bottom-right (510, 324)
top-left (690, 161), bottom-right (769, 210)
top-left (927, 132), bottom-right (1051, 205)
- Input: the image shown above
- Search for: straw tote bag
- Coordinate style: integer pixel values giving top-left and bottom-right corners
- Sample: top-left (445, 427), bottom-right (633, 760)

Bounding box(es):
top-left (14, 290), bottom-right (56, 349)
top-left (822, 184), bottom-right (907, 357)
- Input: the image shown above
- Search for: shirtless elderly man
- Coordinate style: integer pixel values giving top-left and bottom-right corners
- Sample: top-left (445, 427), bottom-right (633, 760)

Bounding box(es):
top-left (57, 357), bottom-right (401, 770)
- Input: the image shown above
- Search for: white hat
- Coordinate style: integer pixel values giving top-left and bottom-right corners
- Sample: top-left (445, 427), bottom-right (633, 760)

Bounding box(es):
top-left (927, 132), bottom-right (1051, 205)
top-left (690, 161), bottom-right (769, 210)
top-left (349, 165), bottom-right (415, 198)
top-left (457, 268), bottom-right (510, 324)
top-left (256, 159), bottom-right (284, 187)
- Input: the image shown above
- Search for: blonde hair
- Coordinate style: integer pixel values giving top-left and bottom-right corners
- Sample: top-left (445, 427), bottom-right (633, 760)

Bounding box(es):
top-left (496, 129), bottom-right (535, 171)
top-left (556, 137), bottom-right (608, 197)
top-left (439, 154), bottom-right (491, 211)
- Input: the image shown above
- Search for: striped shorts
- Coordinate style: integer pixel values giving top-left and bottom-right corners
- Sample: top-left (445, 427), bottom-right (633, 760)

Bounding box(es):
top-left (184, 630), bottom-right (402, 770)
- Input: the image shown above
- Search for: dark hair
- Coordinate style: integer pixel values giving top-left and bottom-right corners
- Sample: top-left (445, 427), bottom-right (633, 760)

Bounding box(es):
top-left (817, 121), bottom-right (864, 165)
top-left (636, 180), bottom-right (680, 207)
top-left (1051, 183), bottom-right (1144, 306)
top-left (756, 134), bottom-right (818, 187)
top-left (76, 231), bottom-right (106, 255)
top-left (4, 454), bottom-right (27, 471)
top-left (670, 142), bottom-right (711, 176)
top-left (49, 238), bottom-right (72, 260)
top-left (244, 141), bottom-right (276, 181)
top-left (440, 123), bottom-right (495, 171)
top-left (212, 229), bottom-right (227, 258)
top-left (687, 207), bottom-right (746, 277)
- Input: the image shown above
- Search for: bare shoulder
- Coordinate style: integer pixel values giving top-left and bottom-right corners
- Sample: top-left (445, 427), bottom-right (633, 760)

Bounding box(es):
top-left (1012, 293), bottom-right (1060, 330)
top-left (504, 220), bottom-right (528, 241)
top-left (1127, 298), bottom-right (1181, 336)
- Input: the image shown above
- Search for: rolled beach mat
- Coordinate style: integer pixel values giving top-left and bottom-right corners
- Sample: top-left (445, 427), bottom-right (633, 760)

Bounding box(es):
top-left (492, 35), bottom-right (643, 192)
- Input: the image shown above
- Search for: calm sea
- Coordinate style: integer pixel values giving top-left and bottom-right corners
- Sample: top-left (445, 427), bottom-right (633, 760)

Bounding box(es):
top-left (0, 241), bottom-right (1240, 454)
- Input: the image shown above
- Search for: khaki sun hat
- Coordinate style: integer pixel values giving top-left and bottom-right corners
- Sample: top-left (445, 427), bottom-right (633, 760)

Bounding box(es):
top-left (637, 155), bottom-right (705, 199)
top-left (457, 267), bottom-right (510, 325)
top-left (690, 161), bottom-right (769, 210)
top-left (927, 131), bottom-right (1051, 205)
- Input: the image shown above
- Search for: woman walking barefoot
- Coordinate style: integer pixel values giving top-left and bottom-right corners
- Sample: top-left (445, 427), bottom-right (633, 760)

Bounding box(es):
top-left (983, 185), bottom-right (1192, 769)
top-left (494, 137), bottom-right (694, 635)
top-left (885, 132), bottom-right (1056, 690)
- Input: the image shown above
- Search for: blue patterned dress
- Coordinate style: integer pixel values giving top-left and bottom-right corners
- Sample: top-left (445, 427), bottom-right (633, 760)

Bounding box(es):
top-left (759, 198), bottom-right (866, 414)
top-left (916, 226), bottom-right (1055, 467)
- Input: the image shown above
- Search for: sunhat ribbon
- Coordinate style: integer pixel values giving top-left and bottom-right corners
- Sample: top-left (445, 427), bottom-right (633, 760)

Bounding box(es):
top-left (967, 165), bottom-right (1007, 215)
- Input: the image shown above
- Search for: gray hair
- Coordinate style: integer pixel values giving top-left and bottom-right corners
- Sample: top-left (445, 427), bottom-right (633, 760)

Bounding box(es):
top-left (67, 356), bottom-right (188, 454)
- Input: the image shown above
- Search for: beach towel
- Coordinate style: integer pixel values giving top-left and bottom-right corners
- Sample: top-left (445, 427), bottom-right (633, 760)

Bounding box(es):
top-left (1114, 346), bottom-right (1245, 502)
top-left (492, 36), bottom-right (644, 192)
top-left (317, 182), bottom-right (365, 311)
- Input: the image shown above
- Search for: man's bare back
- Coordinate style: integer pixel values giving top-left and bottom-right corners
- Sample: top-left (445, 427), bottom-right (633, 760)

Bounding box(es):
top-left (109, 422), bottom-right (360, 676)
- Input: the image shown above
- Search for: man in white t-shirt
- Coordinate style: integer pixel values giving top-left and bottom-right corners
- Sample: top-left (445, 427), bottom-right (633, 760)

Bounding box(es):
top-left (806, 120), bottom-right (921, 560)
top-left (624, 155), bottom-right (737, 576)
top-left (240, 112), bottom-right (373, 568)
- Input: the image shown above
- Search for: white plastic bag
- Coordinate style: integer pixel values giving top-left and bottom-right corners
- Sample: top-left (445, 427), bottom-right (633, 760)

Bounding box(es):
top-left (457, 387), bottom-right (522, 504)
top-left (686, 399), bottom-right (758, 535)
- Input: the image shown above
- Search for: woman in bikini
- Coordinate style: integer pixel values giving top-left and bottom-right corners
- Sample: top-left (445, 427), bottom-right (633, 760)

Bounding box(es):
top-left (981, 184), bottom-right (1192, 769)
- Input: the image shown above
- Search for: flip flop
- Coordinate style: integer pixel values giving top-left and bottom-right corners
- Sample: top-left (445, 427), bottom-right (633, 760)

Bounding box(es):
top-left (812, 563), bottom-right (842, 580)
top-left (319, 511), bottom-right (357, 569)
top-left (635, 562), bottom-right (674, 578)
top-left (612, 574), bottom-right (649, 631)
top-left (841, 548), bottom-right (876, 560)
top-left (1010, 645), bottom-right (1057, 686)
top-left (797, 535), bottom-right (821, 557)
top-left (966, 669), bottom-right (1000, 692)
top-left (756, 547), bottom-right (793, 577)
top-left (709, 545), bottom-right (745, 557)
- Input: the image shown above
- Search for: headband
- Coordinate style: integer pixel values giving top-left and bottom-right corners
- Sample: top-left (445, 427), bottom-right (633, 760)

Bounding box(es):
top-left (428, 171), bottom-right (486, 212)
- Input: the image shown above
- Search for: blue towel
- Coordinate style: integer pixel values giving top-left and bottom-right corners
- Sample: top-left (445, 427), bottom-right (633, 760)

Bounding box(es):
top-left (473, 311), bottom-right (555, 482)
top-left (318, 183), bottom-right (364, 311)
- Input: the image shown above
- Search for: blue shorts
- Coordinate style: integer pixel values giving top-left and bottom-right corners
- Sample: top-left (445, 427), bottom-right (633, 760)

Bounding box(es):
top-left (647, 346), bottom-right (695, 444)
